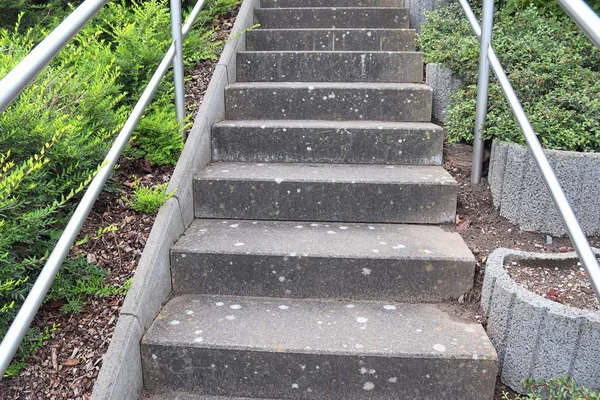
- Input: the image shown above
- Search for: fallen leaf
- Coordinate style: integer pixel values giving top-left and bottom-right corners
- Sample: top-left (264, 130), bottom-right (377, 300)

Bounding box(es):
top-left (63, 358), bottom-right (80, 367)
top-left (456, 216), bottom-right (472, 231)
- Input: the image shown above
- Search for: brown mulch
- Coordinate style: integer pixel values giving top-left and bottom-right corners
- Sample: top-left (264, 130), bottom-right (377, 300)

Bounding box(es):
top-left (443, 143), bottom-right (600, 399)
top-left (0, 10), bottom-right (237, 400)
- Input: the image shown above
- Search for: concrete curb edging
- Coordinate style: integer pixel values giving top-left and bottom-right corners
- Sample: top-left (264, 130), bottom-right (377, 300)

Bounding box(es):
top-left (425, 63), bottom-right (462, 123)
top-left (482, 248), bottom-right (600, 393)
top-left (489, 140), bottom-right (600, 236)
top-left (90, 0), bottom-right (260, 397)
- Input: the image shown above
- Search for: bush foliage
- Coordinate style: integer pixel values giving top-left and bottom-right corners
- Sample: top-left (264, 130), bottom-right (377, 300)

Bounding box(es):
top-left (0, 0), bottom-right (240, 376)
top-left (418, 3), bottom-right (600, 152)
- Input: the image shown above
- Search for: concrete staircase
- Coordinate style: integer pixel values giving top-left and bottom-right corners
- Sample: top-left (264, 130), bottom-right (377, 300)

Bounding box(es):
top-left (140, 0), bottom-right (497, 398)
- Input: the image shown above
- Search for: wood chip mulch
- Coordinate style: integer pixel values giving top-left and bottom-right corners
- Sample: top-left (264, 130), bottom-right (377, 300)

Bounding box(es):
top-left (0, 10), bottom-right (237, 400)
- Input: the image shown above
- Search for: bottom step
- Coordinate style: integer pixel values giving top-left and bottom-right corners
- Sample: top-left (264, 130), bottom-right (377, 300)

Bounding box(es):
top-left (142, 294), bottom-right (497, 399)
top-left (141, 393), bottom-right (275, 400)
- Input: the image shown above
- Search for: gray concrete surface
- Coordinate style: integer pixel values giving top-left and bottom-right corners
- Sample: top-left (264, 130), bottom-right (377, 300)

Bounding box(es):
top-left (225, 82), bottom-right (433, 122)
top-left (246, 29), bottom-right (416, 52)
top-left (142, 294), bottom-right (497, 399)
top-left (255, 7), bottom-right (409, 29)
top-left (426, 63), bottom-right (462, 123)
top-left (261, 0), bottom-right (405, 7)
top-left (482, 248), bottom-right (600, 393)
top-left (193, 162), bottom-right (457, 223)
top-left (171, 219), bottom-right (475, 301)
top-left (408, 0), bottom-right (450, 32)
top-left (237, 51), bottom-right (423, 83)
top-left (212, 120), bottom-right (443, 165)
top-left (489, 140), bottom-right (600, 236)
top-left (90, 0), bottom-right (261, 398)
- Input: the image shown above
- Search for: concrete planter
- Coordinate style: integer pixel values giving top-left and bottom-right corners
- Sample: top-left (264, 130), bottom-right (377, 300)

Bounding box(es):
top-left (489, 140), bottom-right (600, 236)
top-left (425, 63), bottom-right (462, 123)
top-left (482, 248), bottom-right (600, 393)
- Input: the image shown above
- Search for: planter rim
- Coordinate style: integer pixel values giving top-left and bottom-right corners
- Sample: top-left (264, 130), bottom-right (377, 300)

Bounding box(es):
top-left (493, 139), bottom-right (600, 158)
top-left (486, 248), bottom-right (600, 323)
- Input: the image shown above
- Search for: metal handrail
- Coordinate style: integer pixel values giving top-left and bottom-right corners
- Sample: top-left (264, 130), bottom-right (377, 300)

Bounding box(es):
top-left (0, 0), bottom-right (207, 377)
top-left (459, 0), bottom-right (600, 300)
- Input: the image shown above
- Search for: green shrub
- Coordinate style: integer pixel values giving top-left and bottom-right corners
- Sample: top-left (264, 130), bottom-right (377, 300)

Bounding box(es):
top-left (125, 180), bottom-right (175, 214)
top-left (503, 377), bottom-right (600, 399)
top-left (0, 0), bottom-right (241, 376)
top-left (418, 3), bottom-right (600, 152)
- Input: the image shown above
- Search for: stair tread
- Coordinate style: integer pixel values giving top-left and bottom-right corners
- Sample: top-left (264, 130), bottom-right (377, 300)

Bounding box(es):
top-left (143, 294), bottom-right (496, 360)
top-left (142, 393), bottom-right (276, 400)
top-left (173, 219), bottom-right (473, 262)
top-left (227, 81), bottom-right (430, 90)
top-left (214, 119), bottom-right (441, 130)
top-left (195, 162), bottom-right (455, 185)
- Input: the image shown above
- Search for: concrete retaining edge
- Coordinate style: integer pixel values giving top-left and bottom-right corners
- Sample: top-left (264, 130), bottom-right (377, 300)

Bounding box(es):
top-left (90, 0), bottom-right (260, 397)
top-left (482, 248), bottom-right (600, 393)
top-left (425, 63), bottom-right (462, 123)
top-left (489, 140), bottom-right (600, 236)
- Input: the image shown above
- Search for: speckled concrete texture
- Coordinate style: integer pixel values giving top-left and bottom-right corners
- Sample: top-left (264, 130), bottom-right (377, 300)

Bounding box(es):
top-left (193, 162), bottom-right (457, 223)
top-left (261, 0), bottom-right (405, 7)
top-left (171, 219), bottom-right (475, 301)
top-left (246, 28), bottom-right (416, 52)
top-left (255, 7), bottom-right (409, 29)
top-left (426, 63), bottom-right (462, 123)
top-left (142, 294), bottom-right (497, 399)
top-left (237, 51), bottom-right (423, 83)
top-left (225, 82), bottom-right (433, 122)
top-left (489, 140), bottom-right (600, 236)
top-left (212, 120), bottom-right (443, 165)
top-left (482, 248), bottom-right (600, 393)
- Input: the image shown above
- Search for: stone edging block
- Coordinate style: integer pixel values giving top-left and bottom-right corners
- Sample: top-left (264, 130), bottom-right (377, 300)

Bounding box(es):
top-left (482, 248), bottom-right (600, 393)
top-left (90, 0), bottom-right (261, 397)
top-left (489, 140), bottom-right (600, 236)
top-left (425, 63), bottom-right (462, 123)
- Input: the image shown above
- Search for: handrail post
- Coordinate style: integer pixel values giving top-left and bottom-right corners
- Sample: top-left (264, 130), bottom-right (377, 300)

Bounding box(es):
top-left (170, 0), bottom-right (186, 135)
top-left (471, 0), bottom-right (494, 184)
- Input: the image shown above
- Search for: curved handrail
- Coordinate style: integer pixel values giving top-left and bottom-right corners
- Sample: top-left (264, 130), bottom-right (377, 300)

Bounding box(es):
top-left (0, 0), bottom-right (207, 378)
top-left (458, 0), bottom-right (600, 300)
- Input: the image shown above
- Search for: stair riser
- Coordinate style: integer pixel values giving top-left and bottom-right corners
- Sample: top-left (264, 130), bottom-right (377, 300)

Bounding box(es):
top-left (212, 124), bottom-right (443, 165)
top-left (246, 29), bottom-right (416, 52)
top-left (237, 52), bottom-right (423, 83)
top-left (142, 346), bottom-right (497, 399)
top-left (255, 8), bottom-right (409, 29)
top-left (193, 180), bottom-right (457, 223)
top-left (171, 253), bottom-right (474, 302)
top-left (261, 0), bottom-right (406, 7)
top-left (225, 86), bottom-right (432, 122)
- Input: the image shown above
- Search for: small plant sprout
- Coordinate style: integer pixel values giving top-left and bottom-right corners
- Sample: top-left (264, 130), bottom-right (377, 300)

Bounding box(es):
top-left (125, 178), bottom-right (176, 214)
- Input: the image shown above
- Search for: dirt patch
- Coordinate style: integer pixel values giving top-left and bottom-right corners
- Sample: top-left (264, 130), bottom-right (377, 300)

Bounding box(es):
top-left (505, 259), bottom-right (600, 311)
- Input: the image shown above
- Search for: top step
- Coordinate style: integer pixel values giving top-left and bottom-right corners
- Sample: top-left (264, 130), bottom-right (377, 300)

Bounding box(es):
top-left (260, 0), bottom-right (406, 7)
top-left (255, 7), bottom-right (409, 29)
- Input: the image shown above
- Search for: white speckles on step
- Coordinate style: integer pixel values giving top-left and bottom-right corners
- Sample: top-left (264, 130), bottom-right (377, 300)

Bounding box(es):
top-left (363, 382), bottom-right (375, 391)
top-left (392, 244), bottom-right (406, 249)
top-left (215, 302), bottom-right (224, 307)
top-left (279, 305), bottom-right (289, 310)
top-left (278, 276), bottom-right (286, 282)
top-left (186, 310), bottom-right (194, 315)
top-left (356, 317), bottom-right (368, 324)
top-left (362, 268), bottom-right (371, 275)
top-left (433, 344), bottom-right (447, 352)
top-left (346, 304), bottom-right (355, 309)
top-left (388, 377), bottom-right (398, 383)
top-left (194, 337), bottom-right (204, 343)
top-left (274, 178), bottom-right (284, 184)
top-left (229, 223), bottom-right (239, 228)
top-left (169, 320), bottom-right (180, 326)
top-left (230, 304), bottom-right (242, 310)
top-left (225, 315), bottom-right (236, 321)
top-left (327, 231), bottom-right (336, 235)
top-left (194, 330), bottom-right (202, 335)
top-left (292, 383), bottom-right (299, 389)
top-left (234, 242), bottom-right (245, 246)
top-left (383, 305), bottom-right (396, 311)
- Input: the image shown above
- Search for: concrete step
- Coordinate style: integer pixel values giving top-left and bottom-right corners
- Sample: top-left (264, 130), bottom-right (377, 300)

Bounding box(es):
top-left (171, 219), bottom-right (475, 302)
top-left (141, 393), bottom-right (276, 400)
top-left (261, 0), bottom-right (406, 7)
top-left (246, 28), bottom-right (416, 52)
top-left (193, 162), bottom-right (457, 223)
top-left (212, 120), bottom-right (443, 165)
top-left (225, 82), bottom-right (432, 122)
top-left (142, 294), bottom-right (497, 399)
top-left (237, 51), bottom-right (423, 83)
top-left (255, 7), bottom-right (409, 29)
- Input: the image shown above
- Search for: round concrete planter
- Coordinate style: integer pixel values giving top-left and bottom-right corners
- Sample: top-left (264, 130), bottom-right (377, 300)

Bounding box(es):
top-left (482, 248), bottom-right (600, 393)
top-left (488, 140), bottom-right (600, 236)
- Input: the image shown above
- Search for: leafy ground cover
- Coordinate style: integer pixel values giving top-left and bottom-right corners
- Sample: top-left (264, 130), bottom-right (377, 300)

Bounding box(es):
top-left (0, 0), bottom-right (240, 388)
